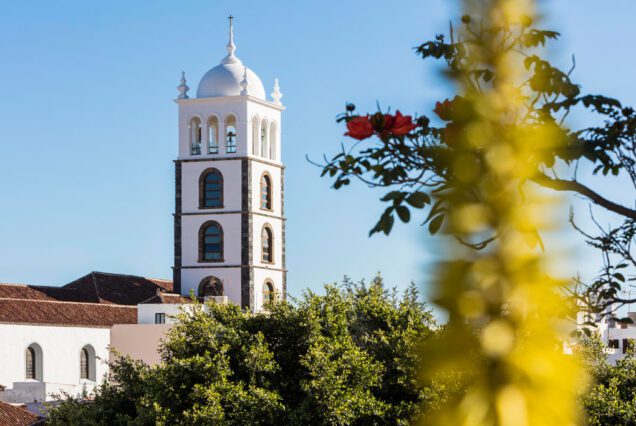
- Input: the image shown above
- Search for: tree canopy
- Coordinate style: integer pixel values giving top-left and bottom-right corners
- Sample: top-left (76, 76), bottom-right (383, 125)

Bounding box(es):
top-left (49, 277), bottom-right (455, 425)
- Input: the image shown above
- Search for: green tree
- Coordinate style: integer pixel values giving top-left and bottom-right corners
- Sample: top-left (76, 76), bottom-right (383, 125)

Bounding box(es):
top-left (48, 276), bottom-right (447, 425)
top-left (578, 337), bottom-right (636, 425)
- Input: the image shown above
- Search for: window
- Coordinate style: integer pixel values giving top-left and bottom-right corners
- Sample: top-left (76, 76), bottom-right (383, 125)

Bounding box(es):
top-left (80, 345), bottom-right (96, 381)
top-left (155, 313), bottom-right (166, 324)
top-left (25, 343), bottom-right (42, 381)
top-left (609, 339), bottom-right (620, 349)
top-left (80, 348), bottom-right (89, 379)
top-left (624, 338), bottom-right (634, 354)
top-left (269, 122), bottom-right (277, 160)
top-left (199, 277), bottom-right (223, 297)
top-left (263, 281), bottom-right (275, 306)
top-left (261, 225), bottom-right (273, 263)
top-left (208, 116), bottom-right (219, 154)
top-left (252, 116), bottom-right (260, 155)
top-left (260, 119), bottom-right (268, 158)
top-left (25, 347), bottom-right (36, 380)
top-left (260, 174), bottom-right (272, 210)
top-left (200, 221), bottom-right (223, 261)
top-left (200, 169), bottom-right (223, 208)
top-left (189, 117), bottom-right (202, 155)
top-left (225, 115), bottom-right (237, 153)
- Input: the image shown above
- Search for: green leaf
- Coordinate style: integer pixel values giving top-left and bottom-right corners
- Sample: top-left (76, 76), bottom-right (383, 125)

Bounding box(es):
top-left (396, 206), bottom-right (411, 223)
top-left (406, 191), bottom-right (430, 208)
top-left (428, 214), bottom-right (444, 235)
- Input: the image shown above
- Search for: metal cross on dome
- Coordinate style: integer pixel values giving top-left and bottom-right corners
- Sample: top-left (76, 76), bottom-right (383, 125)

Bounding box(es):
top-left (228, 15), bottom-right (234, 26)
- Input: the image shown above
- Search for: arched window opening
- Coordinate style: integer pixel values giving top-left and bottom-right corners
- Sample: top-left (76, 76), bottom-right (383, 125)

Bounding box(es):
top-left (260, 119), bottom-right (268, 158)
top-left (262, 281), bottom-right (275, 306)
top-left (189, 117), bottom-right (202, 155)
top-left (260, 174), bottom-right (272, 210)
top-left (198, 277), bottom-right (224, 298)
top-left (225, 115), bottom-right (237, 154)
top-left (208, 116), bottom-right (219, 154)
top-left (200, 222), bottom-right (223, 262)
top-left (80, 345), bottom-right (96, 381)
top-left (25, 344), bottom-right (42, 381)
top-left (261, 225), bottom-right (273, 263)
top-left (252, 116), bottom-right (260, 156)
top-left (269, 122), bottom-right (277, 160)
top-left (199, 169), bottom-right (223, 208)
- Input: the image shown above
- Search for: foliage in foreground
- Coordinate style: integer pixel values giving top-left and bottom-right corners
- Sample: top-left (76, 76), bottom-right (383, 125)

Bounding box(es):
top-left (579, 337), bottom-right (636, 426)
top-left (49, 276), bottom-right (457, 425)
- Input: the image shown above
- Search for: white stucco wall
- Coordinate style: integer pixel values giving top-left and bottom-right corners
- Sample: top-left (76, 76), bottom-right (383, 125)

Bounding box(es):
top-left (182, 160), bottom-right (243, 213)
top-left (177, 96), bottom-right (283, 163)
top-left (181, 213), bottom-right (242, 266)
top-left (138, 303), bottom-right (190, 324)
top-left (0, 323), bottom-right (110, 402)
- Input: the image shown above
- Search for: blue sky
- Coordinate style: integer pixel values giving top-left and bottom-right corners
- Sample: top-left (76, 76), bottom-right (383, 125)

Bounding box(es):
top-left (1, 0), bottom-right (635, 303)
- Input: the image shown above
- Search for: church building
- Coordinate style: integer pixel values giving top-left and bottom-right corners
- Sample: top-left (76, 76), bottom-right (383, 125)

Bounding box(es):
top-left (0, 17), bottom-right (285, 413)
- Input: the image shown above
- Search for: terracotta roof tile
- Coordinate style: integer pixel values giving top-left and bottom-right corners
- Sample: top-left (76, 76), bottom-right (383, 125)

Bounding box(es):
top-left (0, 299), bottom-right (137, 327)
top-left (0, 284), bottom-right (77, 302)
top-left (63, 272), bottom-right (174, 305)
top-left (0, 272), bottom-right (174, 307)
top-left (0, 401), bottom-right (41, 426)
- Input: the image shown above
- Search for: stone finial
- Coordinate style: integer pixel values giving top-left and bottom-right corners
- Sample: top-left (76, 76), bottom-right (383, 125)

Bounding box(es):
top-left (177, 71), bottom-right (190, 99)
top-left (240, 67), bottom-right (249, 96)
top-left (221, 15), bottom-right (240, 65)
top-left (271, 78), bottom-right (283, 105)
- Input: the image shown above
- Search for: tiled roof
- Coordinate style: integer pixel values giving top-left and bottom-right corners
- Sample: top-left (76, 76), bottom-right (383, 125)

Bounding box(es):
top-left (0, 284), bottom-right (76, 302)
top-left (63, 272), bottom-right (174, 305)
top-left (0, 299), bottom-right (137, 327)
top-left (0, 401), bottom-right (42, 426)
top-left (140, 290), bottom-right (192, 305)
top-left (0, 272), bottom-right (174, 306)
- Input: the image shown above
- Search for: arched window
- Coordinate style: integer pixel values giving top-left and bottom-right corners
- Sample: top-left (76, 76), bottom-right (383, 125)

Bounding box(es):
top-left (260, 119), bottom-right (268, 158)
top-left (198, 276), bottom-right (224, 297)
top-left (252, 116), bottom-right (260, 156)
top-left (199, 169), bottom-right (223, 208)
top-left (225, 115), bottom-right (237, 153)
top-left (200, 221), bottom-right (223, 262)
top-left (262, 281), bottom-right (275, 306)
top-left (269, 122), bottom-right (277, 160)
top-left (80, 345), bottom-right (96, 381)
top-left (208, 116), bottom-right (219, 154)
top-left (25, 343), bottom-right (42, 381)
top-left (260, 174), bottom-right (272, 210)
top-left (261, 225), bottom-right (273, 263)
top-left (189, 117), bottom-right (202, 155)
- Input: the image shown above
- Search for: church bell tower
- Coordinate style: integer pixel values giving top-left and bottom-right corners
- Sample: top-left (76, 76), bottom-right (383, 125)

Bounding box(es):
top-left (173, 17), bottom-right (286, 311)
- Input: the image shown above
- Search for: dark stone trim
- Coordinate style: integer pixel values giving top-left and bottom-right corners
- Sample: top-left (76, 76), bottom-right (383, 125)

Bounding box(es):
top-left (181, 265), bottom-right (288, 272)
top-left (281, 167), bottom-right (287, 300)
top-left (240, 159), bottom-right (253, 310)
top-left (175, 156), bottom-right (285, 169)
top-left (173, 161), bottom-right (182, 294)
top-left (178, 211), bottom-right (285, 220)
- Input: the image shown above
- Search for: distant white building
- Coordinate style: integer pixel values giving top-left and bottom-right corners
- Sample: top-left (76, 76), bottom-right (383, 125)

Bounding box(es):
top-left (0, 17), bottom-right (285, 413)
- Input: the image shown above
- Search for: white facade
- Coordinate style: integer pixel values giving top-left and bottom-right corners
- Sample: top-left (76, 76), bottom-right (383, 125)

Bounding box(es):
top-left (173, 19), bottom-right (286, 311)
top-left (0, 324), bottom-right (110, 403)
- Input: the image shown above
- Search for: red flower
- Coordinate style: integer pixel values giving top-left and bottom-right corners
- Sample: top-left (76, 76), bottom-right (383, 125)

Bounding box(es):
top-left (345, 115), bottom-right (374, 140)
top-left (387, 111), bottom-right (416, 136)
top-left (434, 99), bottom-right (454, 121)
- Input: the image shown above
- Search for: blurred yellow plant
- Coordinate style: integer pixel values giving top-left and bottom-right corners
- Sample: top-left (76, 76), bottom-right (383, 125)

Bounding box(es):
top-left (420, 0), bottom-right (588, 425)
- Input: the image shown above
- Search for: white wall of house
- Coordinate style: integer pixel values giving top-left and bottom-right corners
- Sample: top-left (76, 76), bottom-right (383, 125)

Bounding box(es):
top-left (0, 323), bottom-right (110, 403)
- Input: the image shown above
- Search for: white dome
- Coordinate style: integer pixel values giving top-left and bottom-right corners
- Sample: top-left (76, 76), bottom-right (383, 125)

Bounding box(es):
top-left (197, 62), bottom-right (265, 99)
